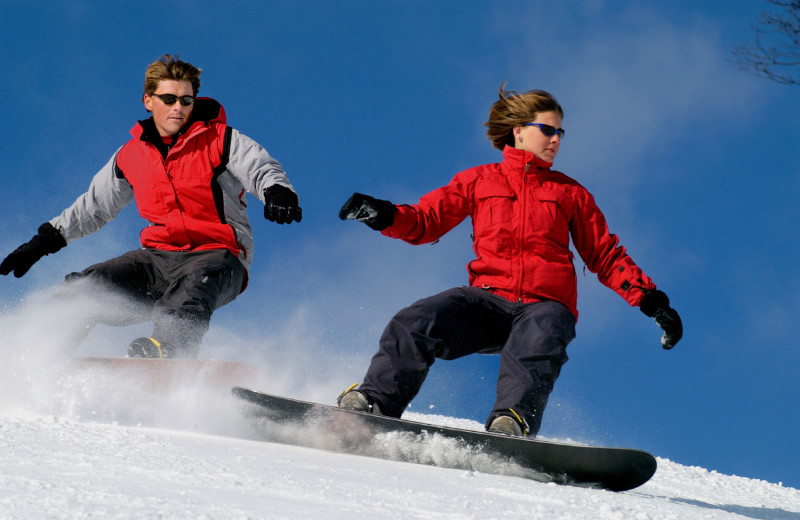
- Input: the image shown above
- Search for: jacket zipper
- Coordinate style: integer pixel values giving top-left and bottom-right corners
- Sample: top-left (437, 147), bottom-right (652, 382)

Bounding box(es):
top-left (163, 153), bottom-right (194, 249)
top-left (517, 163), bottom-right (530, 302)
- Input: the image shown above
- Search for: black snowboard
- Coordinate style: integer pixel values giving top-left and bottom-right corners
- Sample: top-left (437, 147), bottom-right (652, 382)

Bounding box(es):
top-left (232, 387), bottom-right (656, 491)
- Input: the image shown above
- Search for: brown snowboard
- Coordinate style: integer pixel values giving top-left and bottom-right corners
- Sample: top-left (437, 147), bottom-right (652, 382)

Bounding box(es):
top-left (73, 356), bottom-right (262, 391)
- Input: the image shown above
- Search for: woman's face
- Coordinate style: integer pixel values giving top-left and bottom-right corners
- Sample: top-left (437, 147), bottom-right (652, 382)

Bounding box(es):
top-left (513, 110), bottom-right (563, 163)
top-left (143, 79), bottom-right (195, 137)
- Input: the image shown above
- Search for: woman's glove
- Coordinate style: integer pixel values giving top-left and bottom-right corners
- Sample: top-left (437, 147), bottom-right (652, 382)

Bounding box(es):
top-left (339, 193), bottom-right (396, 231)
top-left (640, 289), bottom-right (683, 350)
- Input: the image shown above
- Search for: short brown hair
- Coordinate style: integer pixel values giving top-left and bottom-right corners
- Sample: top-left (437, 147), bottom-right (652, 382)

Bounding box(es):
top-left (484, 83), bottom-right (564, 150)
top-left (143, 54), bottom-right (202, 98)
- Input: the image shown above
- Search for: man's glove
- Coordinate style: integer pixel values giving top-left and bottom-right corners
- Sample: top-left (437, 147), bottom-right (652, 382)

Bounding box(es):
top-left (263, 185), bottom-right (302, 224)
top-left (640, 289), bottom-right (683, 349)
top-left (338, 193), bottom-right (396, 231)
top-left (0, 222), bottom-right (67, 278)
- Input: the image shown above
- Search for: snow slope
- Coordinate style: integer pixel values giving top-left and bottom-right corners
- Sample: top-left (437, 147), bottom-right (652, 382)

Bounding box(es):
top-left (1, 367), bottom-right (798, 519)
top-left (1, 295), bottom-right (798, 519)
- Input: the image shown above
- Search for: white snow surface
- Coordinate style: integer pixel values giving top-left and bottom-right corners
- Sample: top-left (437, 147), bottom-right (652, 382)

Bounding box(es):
top-left (1, 294), bottom-right (798, 519)
top-left (1, 369), bottom-right (799, 519)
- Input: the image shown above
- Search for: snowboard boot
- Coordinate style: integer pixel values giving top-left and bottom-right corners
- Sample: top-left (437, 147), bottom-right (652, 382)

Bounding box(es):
top-left (337, 384), bottom-right (382, 414)
top-left (488, 410), bottom-right (528, 437)
top-left (127, 337), bottom-right (171, 358)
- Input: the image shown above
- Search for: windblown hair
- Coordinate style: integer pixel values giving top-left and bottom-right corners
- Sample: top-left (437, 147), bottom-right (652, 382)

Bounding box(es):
top-left (484, 83), bottom-right (564, 150)
top-left (143, 54), bottom-right (202, 97)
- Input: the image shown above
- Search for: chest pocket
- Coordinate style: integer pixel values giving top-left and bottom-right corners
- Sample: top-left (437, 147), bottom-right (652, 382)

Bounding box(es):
top-left (474, 183), bottom-right (517, 226)
top-left (531, 189), bottom-right (571, 244)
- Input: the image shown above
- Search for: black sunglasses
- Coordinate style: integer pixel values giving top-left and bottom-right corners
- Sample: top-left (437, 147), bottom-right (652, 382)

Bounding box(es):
top-left (524, 123), bottom-right (565, 139)
top-left (152, 93), bottom-right (195, 107)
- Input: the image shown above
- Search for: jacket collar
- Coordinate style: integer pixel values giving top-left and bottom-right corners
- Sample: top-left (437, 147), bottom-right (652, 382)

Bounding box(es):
top-left (500, 145), bottom-right (553, 175)
top-left (130, 97), bottom-right (227, 144)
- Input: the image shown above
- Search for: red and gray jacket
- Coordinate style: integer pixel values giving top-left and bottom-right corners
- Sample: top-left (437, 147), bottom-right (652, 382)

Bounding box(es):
top-left (382, 145), bottom-right (655, 319)
top-left (50, 98), bottom-right (295, 272)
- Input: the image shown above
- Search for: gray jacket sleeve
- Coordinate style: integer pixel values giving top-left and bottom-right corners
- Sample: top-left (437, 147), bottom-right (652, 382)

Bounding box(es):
top-left (225, 128), bottom-right (295, 200)
top-left (49, 150), bottom-right (134, 244)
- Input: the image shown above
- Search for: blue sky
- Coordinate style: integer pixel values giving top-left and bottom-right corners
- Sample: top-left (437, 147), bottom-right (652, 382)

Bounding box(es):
top-left (2, 1), bottom-right (799, 489)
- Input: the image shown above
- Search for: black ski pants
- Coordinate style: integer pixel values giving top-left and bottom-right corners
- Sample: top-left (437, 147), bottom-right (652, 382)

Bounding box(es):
top-left (65, 248), bottom-right (245, 357)
top-left (360, 286), bottom-right (576, 436)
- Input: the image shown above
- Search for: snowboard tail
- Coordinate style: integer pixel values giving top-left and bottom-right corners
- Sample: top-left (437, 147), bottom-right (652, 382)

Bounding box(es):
top-left (73, 357), bottom-right (260, 390)
top-left (232, 387), bottom-right (656, 491)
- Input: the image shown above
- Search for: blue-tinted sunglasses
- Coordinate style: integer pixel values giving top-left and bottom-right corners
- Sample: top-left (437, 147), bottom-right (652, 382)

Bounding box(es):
top-left (524, 123), bottom-right (565, 139)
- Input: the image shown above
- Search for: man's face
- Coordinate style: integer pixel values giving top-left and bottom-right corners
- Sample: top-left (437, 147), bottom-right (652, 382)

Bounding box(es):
top-left (143, 79), bottom-right (194, 137)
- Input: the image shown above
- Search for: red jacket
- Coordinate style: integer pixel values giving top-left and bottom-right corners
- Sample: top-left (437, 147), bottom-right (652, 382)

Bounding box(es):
top-left (115, 98), bottom-right (238, 256)
top-left (382, 146), bottom-right (655, 319)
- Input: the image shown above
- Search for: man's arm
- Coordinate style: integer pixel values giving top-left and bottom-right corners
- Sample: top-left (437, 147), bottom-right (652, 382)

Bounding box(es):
top-left (1, 150), bottom-right (134, 277)
top-left (225, 129), bottom-right (301, 224)
top-left (50, 150), bottom-right (135, 243)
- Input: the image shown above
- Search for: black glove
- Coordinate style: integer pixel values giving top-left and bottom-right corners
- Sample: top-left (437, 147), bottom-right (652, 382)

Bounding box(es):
top-left (640, 289), bottom-right (683, 350)
top-left (263, 185), bottom-right (302, 224)
top-left (338, 192), bottom-right (396, 231)
top-left (0, 222), bottom-right (67, 278)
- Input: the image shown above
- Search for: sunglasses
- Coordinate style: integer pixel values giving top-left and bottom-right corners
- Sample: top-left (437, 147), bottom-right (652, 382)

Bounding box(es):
top-left (524, 123), bottom-right (565, 139)
top-left (152, 93), bottom-right (195, 107)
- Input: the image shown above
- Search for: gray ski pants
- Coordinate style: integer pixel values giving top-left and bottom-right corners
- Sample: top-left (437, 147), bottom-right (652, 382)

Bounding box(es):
top-left (360, 286), bottom-right (576, 436)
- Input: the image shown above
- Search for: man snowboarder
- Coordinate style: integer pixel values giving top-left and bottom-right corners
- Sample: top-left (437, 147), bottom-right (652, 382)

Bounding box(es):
top-left (0, 54), bottom-right (302, 358)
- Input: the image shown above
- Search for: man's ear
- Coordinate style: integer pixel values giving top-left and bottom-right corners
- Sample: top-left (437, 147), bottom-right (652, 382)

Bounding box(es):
top-left (143, 93), bottom-right (153, 113)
